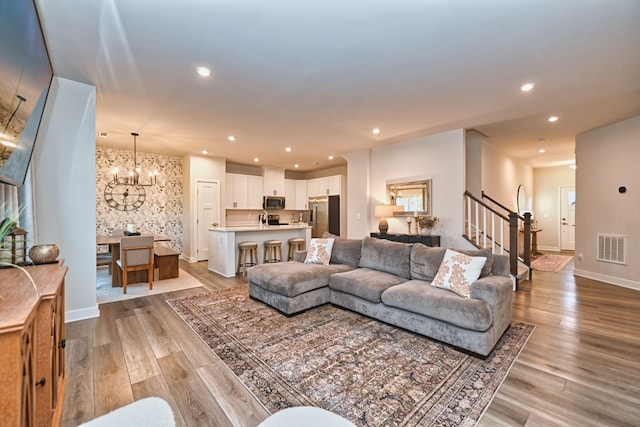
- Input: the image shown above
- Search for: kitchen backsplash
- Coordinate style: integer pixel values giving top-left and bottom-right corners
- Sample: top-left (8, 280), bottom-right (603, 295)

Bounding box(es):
top-left (225, 209), bottom-right (308, 226)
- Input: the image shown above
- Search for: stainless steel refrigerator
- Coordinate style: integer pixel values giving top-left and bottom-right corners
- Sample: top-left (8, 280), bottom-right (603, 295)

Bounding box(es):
top-left (308, 195), bottom-right (340, 238)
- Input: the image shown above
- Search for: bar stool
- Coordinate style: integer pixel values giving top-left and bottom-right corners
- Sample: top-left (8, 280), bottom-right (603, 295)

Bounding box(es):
top-left (263, 240), bottom-right (283, 264)
top-left (237, 241), bottom-right (258, 276)
top-left (287, 237), bottom-right (305, 261)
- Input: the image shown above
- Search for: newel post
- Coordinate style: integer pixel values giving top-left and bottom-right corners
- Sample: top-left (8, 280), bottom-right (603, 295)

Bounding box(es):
top-left (508, 212), bottom-right (519, 281)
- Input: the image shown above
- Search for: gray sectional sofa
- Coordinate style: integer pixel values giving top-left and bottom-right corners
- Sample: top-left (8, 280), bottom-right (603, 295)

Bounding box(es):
top-left (248, 236), bottom-right (513, 356)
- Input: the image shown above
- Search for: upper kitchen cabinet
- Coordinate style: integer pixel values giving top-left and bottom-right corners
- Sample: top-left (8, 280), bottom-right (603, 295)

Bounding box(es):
top-left (263, 167), bottom-right (285, 196)
top-left (295, 180), bottom-right (308, 210)
top-left (307, 175), bottom-right (342, 197)
top-left (285, 179), bottom-right (296, 208)
top-left (226, 173), bottom-right (263, 209)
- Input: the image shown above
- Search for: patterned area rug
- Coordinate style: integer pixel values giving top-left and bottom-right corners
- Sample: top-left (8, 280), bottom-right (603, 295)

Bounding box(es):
top-left (531, 254), bottom-right (573, 272)
top-left (168, 286), bottom-right (534, 426)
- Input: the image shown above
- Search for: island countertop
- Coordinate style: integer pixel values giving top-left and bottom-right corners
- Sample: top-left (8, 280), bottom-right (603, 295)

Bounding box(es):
top-left (208, 225), bottom-right (311, 277)
top-left (209, 224), bottom-right (311, 232)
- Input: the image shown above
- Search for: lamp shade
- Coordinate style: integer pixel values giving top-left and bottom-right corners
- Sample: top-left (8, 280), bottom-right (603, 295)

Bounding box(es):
top-left (374, 205), bottom-right (396, 218)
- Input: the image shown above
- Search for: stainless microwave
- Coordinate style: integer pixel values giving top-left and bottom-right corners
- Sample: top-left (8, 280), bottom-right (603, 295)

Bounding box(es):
top-left (263, 196), bottom-right (285, 210)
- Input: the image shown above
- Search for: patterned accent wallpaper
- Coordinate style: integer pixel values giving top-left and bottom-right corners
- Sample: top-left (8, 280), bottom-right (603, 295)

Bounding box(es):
top-left (96, 147), bottom-right (183, 253)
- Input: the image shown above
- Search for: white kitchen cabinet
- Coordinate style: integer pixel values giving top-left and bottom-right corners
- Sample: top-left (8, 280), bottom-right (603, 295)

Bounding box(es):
top-left (227, 173), bottom-right (263, 209)
top-left (295, 180), bottom-right (308, 209)
top-left (263, 167), bottom-right (285, 196)
top-left (285, 179), bottom-right (296, 209)
top-left (247, 175), bottom-right (264, 209)
top-left (327, 175), bottom-right (342, 195)
top-left (307, 175), bottom-right (342, 197)
top-left (226, 173), bottom-right (248, 209)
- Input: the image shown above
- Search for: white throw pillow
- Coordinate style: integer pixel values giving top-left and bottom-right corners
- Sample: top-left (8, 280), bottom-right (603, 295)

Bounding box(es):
top-left (304, 238), bottom-right (335, 265)
top-left (431, 249), bottom-right (487, 298)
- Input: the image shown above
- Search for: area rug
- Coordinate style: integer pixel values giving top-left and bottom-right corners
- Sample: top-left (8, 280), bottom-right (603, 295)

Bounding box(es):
top-left (530, 254), bottom-right (573, 272)
top-left (168, 286), bottom-right (534, 426)
top-left (97, 267), bottom-right (203, 304)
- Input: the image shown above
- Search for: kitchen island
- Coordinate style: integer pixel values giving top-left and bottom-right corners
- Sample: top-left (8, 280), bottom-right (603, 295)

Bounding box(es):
top-left (208, 224), bottom-right (312, 277)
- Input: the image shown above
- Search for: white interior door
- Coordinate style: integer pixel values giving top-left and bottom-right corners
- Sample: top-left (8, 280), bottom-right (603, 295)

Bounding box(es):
top-left (560, 186), bottom-right (576, 251)
top-left (197, 180), bottom-right (219, 261)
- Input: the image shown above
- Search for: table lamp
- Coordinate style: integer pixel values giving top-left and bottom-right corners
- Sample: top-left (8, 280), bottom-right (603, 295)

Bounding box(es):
top-left (375, 205), bottom-right (399, 234)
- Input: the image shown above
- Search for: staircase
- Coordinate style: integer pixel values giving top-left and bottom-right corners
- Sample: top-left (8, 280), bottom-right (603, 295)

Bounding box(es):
top-left (463, 191), bottom-right (532, 289)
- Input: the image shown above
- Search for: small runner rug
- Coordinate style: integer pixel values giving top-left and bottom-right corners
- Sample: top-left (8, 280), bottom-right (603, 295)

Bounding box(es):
top-left (531, 254), bottom-right (573, 272)
top-left (168, 286), bottom-right (534, 426)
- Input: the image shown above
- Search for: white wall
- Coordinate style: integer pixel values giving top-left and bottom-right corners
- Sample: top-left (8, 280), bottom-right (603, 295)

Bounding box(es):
top-left (343, 150), bottom-right (371, 239)
top-left (481, 142), bottom-right (533, 213)
top-left (533, 166), bottom-right (575, 251)
top-left (182, 154), bottom-right (226, 261)
top-left (32, 77), bottom-right (99, 321)
top-left (574, 115), bottom-right (640, 290)
top-left (345, 129), bottom-right (470, 247)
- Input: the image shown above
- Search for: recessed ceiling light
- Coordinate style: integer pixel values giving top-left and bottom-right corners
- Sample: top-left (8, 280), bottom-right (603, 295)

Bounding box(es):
top-left (196, 66), bottom-right (211, 77)
top-left (520, 83), bottom-right (535, 92)
top-left (285, 147), bottom-right (292, 152)
top-left (538, 148), bottom-right (546, 153)
top-left (202, 150), bottom-right (208, 155)
top-left (253, 157), bottom-right (259, 163)
top-left (328, 155), bottom-right (334, 160)
top-left (294, 164), bottom-right (299, 168)
top-left (372, 128), bottom-right (380, 135)
top-left (228, 136), bottom-right (236, 142)
top-left (548, 116), bottom-right (558, 122)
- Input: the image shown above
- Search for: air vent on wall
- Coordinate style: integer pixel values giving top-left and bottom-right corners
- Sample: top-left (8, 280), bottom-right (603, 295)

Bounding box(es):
top-left (597, 234), bottom-right (627, 265)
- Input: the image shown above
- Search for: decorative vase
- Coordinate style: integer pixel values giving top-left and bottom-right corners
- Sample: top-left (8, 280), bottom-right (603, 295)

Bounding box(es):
top-left (28, 244), bottom-right (60, 264)
top-left (420, 228), bottom-right (432, 236)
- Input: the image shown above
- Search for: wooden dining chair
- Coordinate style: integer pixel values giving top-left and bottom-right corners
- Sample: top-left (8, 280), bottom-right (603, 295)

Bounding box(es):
top-left (116, 235), bottom-right (154, 294)
top-left (96, 229), bottom-right (125, 274)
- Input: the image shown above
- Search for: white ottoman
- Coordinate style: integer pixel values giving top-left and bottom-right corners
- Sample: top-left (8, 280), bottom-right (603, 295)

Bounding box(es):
top-left (259, 407), bottom-right (355, 427)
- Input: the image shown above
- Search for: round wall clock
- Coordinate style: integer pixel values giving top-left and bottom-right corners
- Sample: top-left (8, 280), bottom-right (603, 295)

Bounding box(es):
top-left (104, 181), bottom-right (146, 211)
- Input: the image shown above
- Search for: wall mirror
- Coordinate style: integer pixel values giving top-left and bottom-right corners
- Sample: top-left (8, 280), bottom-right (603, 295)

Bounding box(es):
top-left (517, 184), bottom-right (526, 214)
top-left (386, 179), bottom-right (432, 216)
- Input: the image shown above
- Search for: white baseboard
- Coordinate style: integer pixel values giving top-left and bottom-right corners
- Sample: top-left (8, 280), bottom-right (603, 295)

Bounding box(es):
top-left (537, 245), bottom-right (561, 252)
top-left (65, 306), bottom-right (100, 323)
top-left (574, 269), bottom-right (640, 292)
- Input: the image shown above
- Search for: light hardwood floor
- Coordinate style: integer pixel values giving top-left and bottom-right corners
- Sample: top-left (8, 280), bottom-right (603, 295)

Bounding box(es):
top-left (60, 259), bottom-right (640, 426)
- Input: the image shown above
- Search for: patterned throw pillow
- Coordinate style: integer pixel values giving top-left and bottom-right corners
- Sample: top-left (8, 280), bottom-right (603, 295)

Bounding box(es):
top-left (304, 238), bottom-right (335, 265)
top-left (431, 249), bottom-right (487, 298)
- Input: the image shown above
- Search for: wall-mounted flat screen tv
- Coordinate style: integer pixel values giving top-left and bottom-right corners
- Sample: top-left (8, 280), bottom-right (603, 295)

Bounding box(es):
top-left (0, 0), bottom-right (53, 186)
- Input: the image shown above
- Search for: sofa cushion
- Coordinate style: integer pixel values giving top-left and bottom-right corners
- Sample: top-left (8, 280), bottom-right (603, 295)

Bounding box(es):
top-left (381, 280), bottom-right (493, 332)
top-left (410, 245), bottom-right (446, 281)
top-left (457, 248), bottom-right (494, 278)
top-left (304, 238), bottom-right (335, 265)
top-left (248, 261), bottom-right (354, 297)
top-left (432, 249), bottom-right (487, 298)
top-left (359, 236), bottom-right (412, 279)
top-left (322, 232), bottom-right (363, 267)
top-left (329, 268), bottom-right (406, 303)
top-left (330, 238), bottom-right (362, 266)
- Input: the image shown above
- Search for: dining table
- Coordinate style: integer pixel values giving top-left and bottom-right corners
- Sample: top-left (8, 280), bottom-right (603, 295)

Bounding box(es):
top-left (97, 234), bottom-right (170, 287)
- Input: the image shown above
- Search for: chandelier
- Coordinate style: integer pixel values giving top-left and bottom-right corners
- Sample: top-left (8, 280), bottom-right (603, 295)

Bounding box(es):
top-left (111, 132), bottom-right (157, 186)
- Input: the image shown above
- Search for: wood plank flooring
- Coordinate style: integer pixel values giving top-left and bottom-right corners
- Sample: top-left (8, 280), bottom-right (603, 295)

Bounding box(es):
top-left (60, 259), bottom-right (640, 426)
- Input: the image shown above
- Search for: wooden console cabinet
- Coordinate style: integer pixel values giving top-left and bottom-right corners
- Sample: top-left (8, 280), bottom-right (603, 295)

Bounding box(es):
top-left (0, 263), bottom-right (67, 427)
top-left (370, 232), bottom-right (441, 247)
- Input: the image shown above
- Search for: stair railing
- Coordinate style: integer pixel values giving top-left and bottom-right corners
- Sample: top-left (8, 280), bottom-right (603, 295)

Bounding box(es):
top-left (463, 191), bottom-right (532, 287)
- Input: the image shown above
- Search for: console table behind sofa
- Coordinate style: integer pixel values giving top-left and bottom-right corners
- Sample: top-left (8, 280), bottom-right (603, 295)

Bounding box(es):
top-left (370, 232), bottom-right (440, 247)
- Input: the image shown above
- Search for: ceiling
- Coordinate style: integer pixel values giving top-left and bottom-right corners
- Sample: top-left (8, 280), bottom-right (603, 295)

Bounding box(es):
top-left (37, 0), bottom-right (640, 171)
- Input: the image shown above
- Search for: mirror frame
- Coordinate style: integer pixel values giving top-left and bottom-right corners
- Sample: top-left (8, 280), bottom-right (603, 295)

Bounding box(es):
top-left (517, 184), bottom-right (526, 214)
top-left (386, 179), bottom-right (432, 216)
